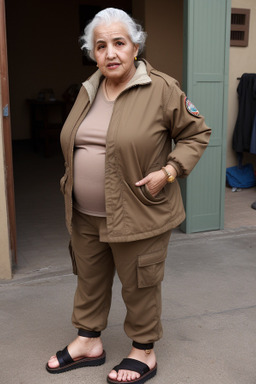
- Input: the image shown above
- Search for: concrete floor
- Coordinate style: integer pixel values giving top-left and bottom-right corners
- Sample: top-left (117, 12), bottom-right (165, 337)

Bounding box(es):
top-left (0, 143), bottom-right (256, 384)
top-left (225, 186), bottom-right (256, 229)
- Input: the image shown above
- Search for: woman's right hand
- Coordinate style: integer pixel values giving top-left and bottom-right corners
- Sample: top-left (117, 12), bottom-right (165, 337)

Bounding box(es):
top-left (135, 166), bottom-right (177, 197)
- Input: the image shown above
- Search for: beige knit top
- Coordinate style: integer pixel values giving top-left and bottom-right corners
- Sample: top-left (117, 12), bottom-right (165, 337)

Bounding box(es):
top-left (73, 82), bottom-right (114, 217)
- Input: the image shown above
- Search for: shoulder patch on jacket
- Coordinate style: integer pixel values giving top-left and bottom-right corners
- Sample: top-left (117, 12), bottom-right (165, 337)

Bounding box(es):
top-left (185, 97), bottom-right (200, 117)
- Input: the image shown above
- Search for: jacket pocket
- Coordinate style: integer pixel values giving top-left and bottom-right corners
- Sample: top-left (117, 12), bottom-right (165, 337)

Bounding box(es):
top-left (124, 180), bottom-right (167, 207)
top-left (137, 248), bottom-right (167, 288)
top-left (140, 184), bottom-right (166, 204)
top-left (68, 241), bottom-right (78, 275)
top-left (139, 162), bottom-right (168, 204)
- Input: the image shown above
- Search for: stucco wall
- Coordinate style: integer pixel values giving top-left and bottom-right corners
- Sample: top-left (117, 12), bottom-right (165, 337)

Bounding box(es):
top-left (227, 0), bottom-right (256, 168)
top-left (0, 89), bottom-right (12, 280)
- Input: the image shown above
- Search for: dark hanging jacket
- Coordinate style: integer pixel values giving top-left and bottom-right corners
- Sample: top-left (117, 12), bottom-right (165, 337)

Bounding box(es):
top-left (232, 73), bottom-right (256, 154)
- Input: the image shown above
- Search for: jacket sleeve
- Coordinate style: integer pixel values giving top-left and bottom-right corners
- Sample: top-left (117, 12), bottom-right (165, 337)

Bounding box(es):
top-left (164, 82), bottom-right (211, 177)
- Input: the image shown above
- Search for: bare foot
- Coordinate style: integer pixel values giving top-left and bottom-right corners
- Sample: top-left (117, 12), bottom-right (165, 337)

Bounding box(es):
top-left (108, 347), bottom-right (156, 382)
top-left (47, 336), bottom-right (103, 368)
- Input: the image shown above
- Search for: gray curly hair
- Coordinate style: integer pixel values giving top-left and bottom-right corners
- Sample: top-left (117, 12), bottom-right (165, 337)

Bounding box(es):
top-left (80, 8), bottom-right (147, 61)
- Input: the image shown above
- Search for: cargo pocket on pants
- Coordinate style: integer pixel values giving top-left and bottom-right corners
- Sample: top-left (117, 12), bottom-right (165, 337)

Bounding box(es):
top-left (68, 241), bottom-right (78, 275)
top-left (137, 249), bottom-right (167, 288)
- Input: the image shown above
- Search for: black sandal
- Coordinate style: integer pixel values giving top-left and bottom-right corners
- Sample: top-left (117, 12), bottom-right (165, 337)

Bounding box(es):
top-left (46, 346), bottom-right (106, 374)
top-left (107, 358), bottom-right (157, 384)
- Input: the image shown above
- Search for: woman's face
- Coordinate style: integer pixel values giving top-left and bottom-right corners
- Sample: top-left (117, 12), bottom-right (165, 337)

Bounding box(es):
top-left (93, 22), bottom-right (139, 84)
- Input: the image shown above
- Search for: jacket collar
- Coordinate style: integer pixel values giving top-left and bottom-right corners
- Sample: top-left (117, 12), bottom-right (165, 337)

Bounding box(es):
top-left (82, 60), bottom-right (152, 103)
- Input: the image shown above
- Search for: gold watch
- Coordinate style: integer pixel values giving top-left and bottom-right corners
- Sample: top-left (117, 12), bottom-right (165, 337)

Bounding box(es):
top-left (161, 167), bottom-right (175, 183)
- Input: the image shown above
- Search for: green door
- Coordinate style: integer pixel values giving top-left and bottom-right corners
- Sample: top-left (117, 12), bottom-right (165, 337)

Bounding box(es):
top-left (180, 0), bottom-right (231, 233)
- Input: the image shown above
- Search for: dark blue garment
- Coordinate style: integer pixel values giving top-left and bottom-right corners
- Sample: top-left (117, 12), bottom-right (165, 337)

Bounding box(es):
top-left (226, 163), bottom-right (256, 188)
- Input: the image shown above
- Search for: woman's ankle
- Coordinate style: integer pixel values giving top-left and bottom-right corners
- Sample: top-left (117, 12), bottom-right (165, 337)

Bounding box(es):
top-left (129, 346), bottom-right (156, 368)
top-left (68, 335), bottom-right (103, 358)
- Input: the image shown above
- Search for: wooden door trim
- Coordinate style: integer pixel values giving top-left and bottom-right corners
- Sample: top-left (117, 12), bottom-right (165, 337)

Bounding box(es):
top-left (0, 0), bottom-right (17, 263)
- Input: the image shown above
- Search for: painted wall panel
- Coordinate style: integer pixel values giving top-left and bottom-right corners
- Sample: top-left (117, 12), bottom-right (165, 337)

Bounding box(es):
top-left (193, 82), bottom-right (224, 144)
top-left (190, 146), bottom-right (222, 231)
top-left (181, 0), bottom-right (231, 233)
top-left (193, 0), bottom-right (226, 75)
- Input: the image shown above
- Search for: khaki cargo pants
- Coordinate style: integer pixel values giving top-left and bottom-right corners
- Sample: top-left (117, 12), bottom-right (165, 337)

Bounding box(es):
top-left (70, 209), bottom-right (171, 344)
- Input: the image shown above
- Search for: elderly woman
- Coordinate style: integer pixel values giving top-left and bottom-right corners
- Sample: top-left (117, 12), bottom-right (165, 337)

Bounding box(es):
top-left (46, 7), bottom-right (211, 384)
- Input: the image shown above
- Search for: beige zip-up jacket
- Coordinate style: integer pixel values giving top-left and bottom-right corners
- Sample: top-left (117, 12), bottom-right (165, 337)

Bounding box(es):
top-left (60, 60), bottom-right (211, 242)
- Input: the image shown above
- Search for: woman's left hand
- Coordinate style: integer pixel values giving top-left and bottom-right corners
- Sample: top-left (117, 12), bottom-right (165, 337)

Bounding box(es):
top-left (135, 170), bottom-right (167, 197)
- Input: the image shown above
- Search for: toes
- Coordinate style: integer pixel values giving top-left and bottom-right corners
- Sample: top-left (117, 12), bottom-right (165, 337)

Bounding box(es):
top-left (117, 370), bottom-right (127, 381)
top-left (108, 369), bottom-right (118, 380)
top-left (117, 370), bottom-right (140, 382)
top-left (47, 356), bottom-right (59, 369)
top-left (131, 371), bottom-right (140, 380)
top-left (108, 369), bottom-right (140, 382)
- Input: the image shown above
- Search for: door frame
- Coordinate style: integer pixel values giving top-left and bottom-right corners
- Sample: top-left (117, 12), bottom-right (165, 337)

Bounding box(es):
top-left (0, 0), bottom-right (17, 266)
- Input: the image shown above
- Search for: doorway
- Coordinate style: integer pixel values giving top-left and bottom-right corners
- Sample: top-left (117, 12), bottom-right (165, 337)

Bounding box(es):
top-left (6, 0), bottom-right (184, 275)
